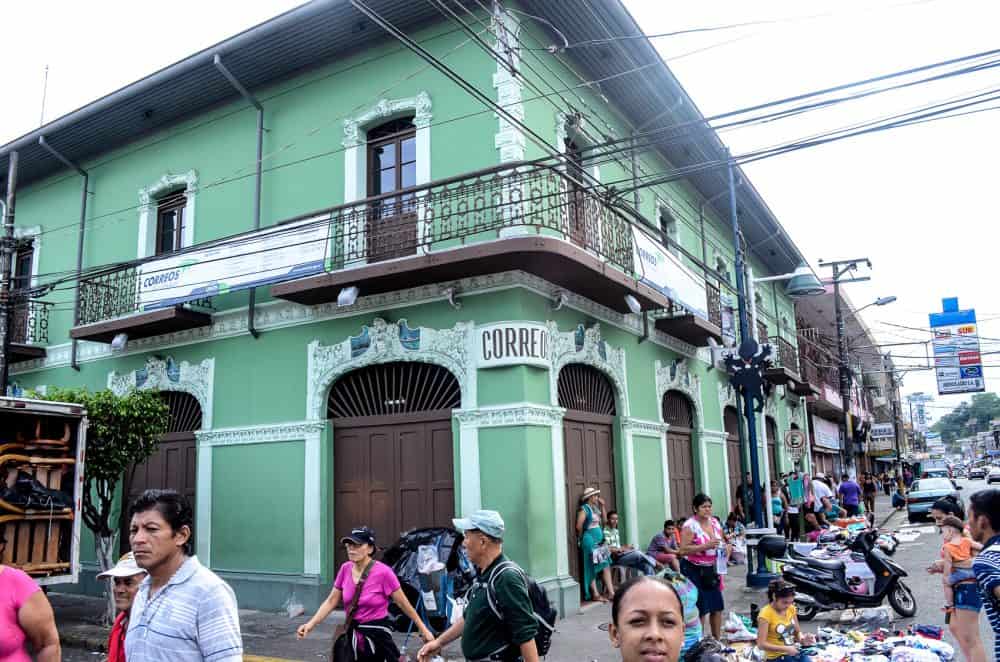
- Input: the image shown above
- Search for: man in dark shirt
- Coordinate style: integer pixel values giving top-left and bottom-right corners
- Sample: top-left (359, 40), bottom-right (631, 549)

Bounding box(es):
top-left (418, 510), bottom-right (538, 662)
top-left (837, 473), bottom-right (862, 516)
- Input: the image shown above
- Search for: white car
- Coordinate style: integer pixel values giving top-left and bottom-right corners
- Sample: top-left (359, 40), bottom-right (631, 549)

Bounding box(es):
top-left (988, 467), bottom-right (1000, 485)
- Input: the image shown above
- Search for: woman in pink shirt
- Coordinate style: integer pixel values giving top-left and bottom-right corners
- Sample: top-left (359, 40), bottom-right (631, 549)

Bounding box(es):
top-left (0, 538), bottom-right (61, 662)
top-left (297, 526), bottom-right (433, 661)
top-left (678, 493), bottom-right (726, 640)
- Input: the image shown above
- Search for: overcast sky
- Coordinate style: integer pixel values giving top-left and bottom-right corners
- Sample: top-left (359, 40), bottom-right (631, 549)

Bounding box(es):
top-left (1, 0), bottom-right (996, 423)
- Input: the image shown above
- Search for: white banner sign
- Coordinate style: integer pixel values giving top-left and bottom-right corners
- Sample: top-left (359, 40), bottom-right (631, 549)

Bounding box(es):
top-left (137, 216), bottom-right (329, 310)
top-left (812, 415), bottom-right (841, 451)
top-left (477, 322), bottom-right (550, 369)
top-left (632, 227), bottom-right (708, 320)
top-left (871, 423), bottom-right (895, 439)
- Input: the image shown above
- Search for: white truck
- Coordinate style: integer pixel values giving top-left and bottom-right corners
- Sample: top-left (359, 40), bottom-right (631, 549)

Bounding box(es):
top-left (0, 396), bottom-right (87, 586)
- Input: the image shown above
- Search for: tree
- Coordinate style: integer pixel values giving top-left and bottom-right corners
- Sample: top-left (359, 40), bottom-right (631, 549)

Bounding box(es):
top-left (35, 387), bottom-right (168, 622)
top-left (931, 393), bottom-right (1000, 443)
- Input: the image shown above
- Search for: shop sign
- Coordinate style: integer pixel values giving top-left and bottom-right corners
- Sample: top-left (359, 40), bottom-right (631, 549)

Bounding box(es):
top-left (477, 322), bottom-right (550, 369)
top-left (871, 423), bottom-right (895, 439)
top-left (632, 227), bottom-right (708, 320)
top-left (929, 297), bottom-right (986, 395)
top-left (812, 415), bottom-right (841, 451)
top-left (868, 437), bottom-right (895, 456)
top-left (137, 216), bottom-right (329, 309)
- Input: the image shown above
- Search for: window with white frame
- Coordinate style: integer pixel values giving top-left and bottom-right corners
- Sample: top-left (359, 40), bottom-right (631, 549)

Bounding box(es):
top-left (137, 171), bottom-right (198, 258)
top-left (658, 199), bottom-right (679, 256)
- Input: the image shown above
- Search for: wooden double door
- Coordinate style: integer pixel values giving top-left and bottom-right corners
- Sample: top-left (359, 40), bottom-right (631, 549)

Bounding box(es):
top-left (333, 416), bottom-right (454, 568)
top-left (662, 391), bottom-right (696, 518)
top-left (563, 413), bottom-right (616, 588)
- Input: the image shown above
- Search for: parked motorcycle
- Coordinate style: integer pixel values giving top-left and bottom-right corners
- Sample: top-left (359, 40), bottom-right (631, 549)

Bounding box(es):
top-left (759, 530), bottom-right (916, 621)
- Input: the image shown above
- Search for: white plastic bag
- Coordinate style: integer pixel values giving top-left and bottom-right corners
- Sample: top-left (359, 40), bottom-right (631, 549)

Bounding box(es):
top-left (723, 611), bottom-right (756, 642)
top-left (417, 545), bottom-right (445, 574)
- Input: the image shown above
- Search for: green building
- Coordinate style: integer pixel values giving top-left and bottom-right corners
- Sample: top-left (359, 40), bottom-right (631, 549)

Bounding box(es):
top-left (3, 0), bottom-right (815, 614)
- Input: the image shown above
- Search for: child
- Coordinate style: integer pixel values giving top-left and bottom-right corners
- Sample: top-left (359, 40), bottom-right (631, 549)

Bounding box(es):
top-left (724, 513), bottom-right (747, 564)
top-left (940, 515), bottom-right (977, 613)
top-left (646, 519), bottom-right (681, 572)
top-left (756, 579), bottom-right (816, 662)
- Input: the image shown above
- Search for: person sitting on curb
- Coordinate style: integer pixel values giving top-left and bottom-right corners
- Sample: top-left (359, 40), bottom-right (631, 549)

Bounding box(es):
top-left (98, 552), bottom-right (148, 662)
top-left (603, 511), bottom-right (656, 579)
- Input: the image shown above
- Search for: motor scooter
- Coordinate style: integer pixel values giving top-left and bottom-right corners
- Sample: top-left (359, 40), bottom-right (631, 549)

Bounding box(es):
top-left (759, 529), bottom-right (916, 621)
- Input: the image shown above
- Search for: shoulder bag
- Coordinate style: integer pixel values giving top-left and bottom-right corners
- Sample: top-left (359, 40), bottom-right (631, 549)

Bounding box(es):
top-left (332, 560), bottom-right (375, 662)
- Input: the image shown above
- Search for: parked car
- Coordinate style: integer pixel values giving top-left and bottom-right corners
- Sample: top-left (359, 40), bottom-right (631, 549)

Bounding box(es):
top-left (906, 477), bottom-right (963, 523)
top-left (970, 466), bottom-right (988, 480)
top-left (988, 467), bottom-right (1000, 485)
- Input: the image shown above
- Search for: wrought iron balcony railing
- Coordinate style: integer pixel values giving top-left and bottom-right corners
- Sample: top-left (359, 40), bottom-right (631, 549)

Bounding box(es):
top-left (74, 162), bottom-right (701, 327)
top-left (769, 335), bottom-right (800, 374)
top-left (706, 282), bottom-right (722, 329)
top-left (8, 300), bottom-right (50, 345)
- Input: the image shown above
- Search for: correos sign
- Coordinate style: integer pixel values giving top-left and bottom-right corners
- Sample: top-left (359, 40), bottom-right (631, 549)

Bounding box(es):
top-left (477, 322), bottom-right (550, 369)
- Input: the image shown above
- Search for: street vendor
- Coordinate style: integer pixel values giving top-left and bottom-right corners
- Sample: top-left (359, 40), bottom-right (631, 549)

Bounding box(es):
top-left (756, 579), bottom-right (816, 662)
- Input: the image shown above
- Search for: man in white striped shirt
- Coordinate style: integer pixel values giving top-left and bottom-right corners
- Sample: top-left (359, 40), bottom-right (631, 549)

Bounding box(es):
top-left (125, 489), bottom-right (243, 661)
top-left (970, 488), bottom-right (1000, 661)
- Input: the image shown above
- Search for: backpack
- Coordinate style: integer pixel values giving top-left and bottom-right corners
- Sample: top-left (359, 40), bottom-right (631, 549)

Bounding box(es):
top-left (484, 560), bottom-right (558, 657)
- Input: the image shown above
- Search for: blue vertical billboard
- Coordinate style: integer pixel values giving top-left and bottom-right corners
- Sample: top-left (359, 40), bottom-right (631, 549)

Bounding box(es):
top-left (929, 297), bottom-right (986, 395)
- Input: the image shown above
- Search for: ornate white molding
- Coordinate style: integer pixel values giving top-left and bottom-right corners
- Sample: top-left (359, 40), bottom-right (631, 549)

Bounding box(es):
top-left (14, 270), bottom-right (707, 375)
top-left (342, 92), bottom-right (433, 148)
top-left (306, 318), bottom-right (474, 420)
top-left (137, 170), bottom-right (198, 257)
top-left (548, 322), bottom-right (630, 417)
top-left (454, 404), bottom-right (564, 429)
top-left (195, 420), bottom-right (327, 447)
top-left (655, 357), bottom-right (703, 429)
top-left (12, 225), bottom-right (41, 287)
top-left (491, 8), bottom-right (525, 163)
top-left (701, 429), bottom-right (728, 444)
top-left (764, 389), bottom-right (778, 418)
top-left (718, 380), bottom-right (737, 411)
top-left (622, 417), bottom-right (669, 437)
top-left (108, 356), bottom-right (214, 429)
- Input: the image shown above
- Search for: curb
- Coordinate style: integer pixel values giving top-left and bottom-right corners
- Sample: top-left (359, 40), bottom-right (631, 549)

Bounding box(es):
top-left (878, 507), bottom-right (901, 530)
top-left (60, 629), bottom-right (108, 653)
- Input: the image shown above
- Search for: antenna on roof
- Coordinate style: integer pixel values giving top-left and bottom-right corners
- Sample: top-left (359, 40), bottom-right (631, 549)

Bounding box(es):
top-left (39, 65), bottom-right (49, 127)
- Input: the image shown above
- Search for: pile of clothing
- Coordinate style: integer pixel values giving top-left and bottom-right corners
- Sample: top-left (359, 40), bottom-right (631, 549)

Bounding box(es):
top-left (802, 626), bottom-right (954, 661)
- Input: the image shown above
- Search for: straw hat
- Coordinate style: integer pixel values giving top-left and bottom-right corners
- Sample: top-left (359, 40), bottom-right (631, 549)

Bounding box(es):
top-left (580, 486), bottom-right (601, 502)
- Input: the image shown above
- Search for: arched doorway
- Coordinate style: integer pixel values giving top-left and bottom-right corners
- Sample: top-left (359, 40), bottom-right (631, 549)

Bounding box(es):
top-left (122, 391), bottom-right (201, 552)
top-left (662, 391), bottom-right (696, 518)
top-left (329, 362), bottom-right (458, 568)
top-left (558, 363), bottom-right (617, 591)
top-left (724, 406), bottom-right (742, 508)
top-left (766, 416), bottom-right (779, 483)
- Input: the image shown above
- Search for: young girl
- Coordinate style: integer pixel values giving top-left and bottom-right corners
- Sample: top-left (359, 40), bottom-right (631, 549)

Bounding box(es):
top-left (756, 579), bottom-right (816, 662)
top-left (939, 515), bottom-right (977, 614)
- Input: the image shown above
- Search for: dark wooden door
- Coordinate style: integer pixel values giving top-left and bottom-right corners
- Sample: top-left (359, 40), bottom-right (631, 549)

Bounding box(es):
top-left (724, 406), bottom-right (742, 507)
top-left (334, 418), bottom-right (454, 569)
top-left (563, 414), bottom-right (616, 587)
top-left (766, 416), bottom-right (778, 483)
top-left (367, 119), bottom-right (418, 262)
top-left (662, 391), bottom-right (696, 518)
top-left (121, 392), bottom-right (201, 553)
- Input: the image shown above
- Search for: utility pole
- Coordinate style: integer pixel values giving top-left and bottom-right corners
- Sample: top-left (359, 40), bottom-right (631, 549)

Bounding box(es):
top-left (0, 151), bottom-right (19, 393)
top-left (819, 258), bottom-right (871, 477)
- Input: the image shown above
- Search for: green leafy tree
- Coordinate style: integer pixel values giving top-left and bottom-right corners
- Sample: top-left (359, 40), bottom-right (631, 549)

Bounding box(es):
top-left (931, 392), bottom-right (1000, 443)
top-left (34, 387), bottom-right (168, 622)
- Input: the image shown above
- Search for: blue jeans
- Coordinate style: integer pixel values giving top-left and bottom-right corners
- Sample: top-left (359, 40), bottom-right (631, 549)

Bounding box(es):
top-left (613, 550), bottom-right (656, 575)
top-left (954, 582), bottom-right (982, 611)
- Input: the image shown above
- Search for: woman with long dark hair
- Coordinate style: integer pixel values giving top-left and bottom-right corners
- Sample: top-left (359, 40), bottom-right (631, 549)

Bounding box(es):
top-left (677, 493), bottom-right (725, 638)
top-left (756, 579), bottom-right (815, 661)
top-left (608, 575), bottom-right (684, 662)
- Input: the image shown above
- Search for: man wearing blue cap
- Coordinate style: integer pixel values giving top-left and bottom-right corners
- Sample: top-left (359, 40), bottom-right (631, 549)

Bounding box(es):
top-left (417, 510), bottom-right (539, 662)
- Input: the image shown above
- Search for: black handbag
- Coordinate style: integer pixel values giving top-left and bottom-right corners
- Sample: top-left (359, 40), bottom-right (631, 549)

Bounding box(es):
top-left (332, 561), bottom-right (375, 662)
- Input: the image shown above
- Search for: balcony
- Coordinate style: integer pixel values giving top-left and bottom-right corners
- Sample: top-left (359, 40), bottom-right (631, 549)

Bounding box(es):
top-left (8, 300), bottom-right (51, 363)
top-left (72, 162), bottom-right (726, 342)
top-left (653, 281), bottom-right (723, 346)
top-left (71, 264), bottom-right (212, 343)
top-left (764, 335), bottom-right (813, 394)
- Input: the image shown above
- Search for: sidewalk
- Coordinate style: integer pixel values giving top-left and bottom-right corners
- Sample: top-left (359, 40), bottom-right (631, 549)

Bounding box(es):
top-left (54, 495), bottom-right (901, 661)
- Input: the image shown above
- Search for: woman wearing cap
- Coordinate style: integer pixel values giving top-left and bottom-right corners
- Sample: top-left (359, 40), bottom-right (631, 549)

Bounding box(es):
top-left (97, 552), bottom-right (147, 662)
top-left (0, 534), bottom-right (61, 661)
top-left (576, 487), bottom-right (615, 603)
top-left (297, 526), bottom-right (433, 661)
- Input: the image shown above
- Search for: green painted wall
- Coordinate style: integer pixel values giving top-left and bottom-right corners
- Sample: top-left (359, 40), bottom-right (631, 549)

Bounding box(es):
top-left (212, 441), bottom-right (305, 573)
top-left (479, 366), bottom-right (550, 406)
top-left (478, 425), bottom-right (556, 579)
top-left (632, 434), bottom-right (664, 545)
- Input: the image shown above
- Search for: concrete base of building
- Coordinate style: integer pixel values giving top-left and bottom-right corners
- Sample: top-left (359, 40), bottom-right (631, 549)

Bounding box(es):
top-left (540, 574), bottom-right (581, 617)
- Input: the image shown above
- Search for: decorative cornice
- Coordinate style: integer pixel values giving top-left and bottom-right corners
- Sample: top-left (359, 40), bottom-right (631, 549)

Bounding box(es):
top-left (655, 357), bottom-right (703, 429)
top-left (701, 429), bottom-right (728, 443)
top-left (13, 270), bottom-right (708, 375)
top-left (306, 318), bottom-right (474, 420)
top-left (196, 420), bottom-right (326, 447)
top-left (548, 322), bottom-right (630, 417)
top-left (108, 356), bottom-right (214, 429)
top-left (454, 404), bottom-right (564, 428)
top-left (622, 417), bottom-right (669, 437)
top-left (343, 92), bottom-right (432, 147)
top-left (138, 170), bottom-right (197, 207)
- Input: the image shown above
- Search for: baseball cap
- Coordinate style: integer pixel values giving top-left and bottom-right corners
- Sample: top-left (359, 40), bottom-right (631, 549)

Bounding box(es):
top-left (96, 552), bottom-right (146, 579)
top-left (340, 526), bottom-right (376, 547)
top-left (453, 509), bottom-right (505, 540)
